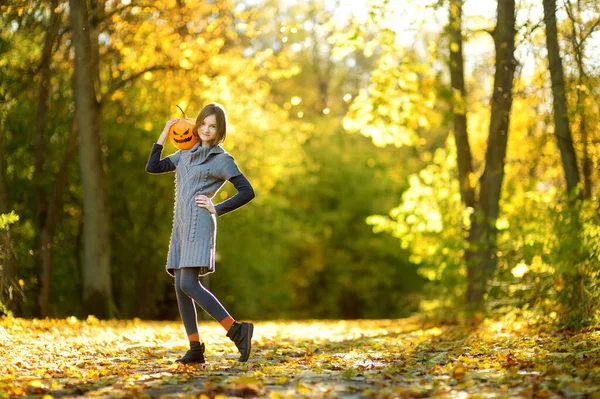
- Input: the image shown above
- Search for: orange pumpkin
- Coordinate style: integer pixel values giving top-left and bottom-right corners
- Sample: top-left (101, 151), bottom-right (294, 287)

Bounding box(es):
top-left (169, 105), bottom-right (198, 150)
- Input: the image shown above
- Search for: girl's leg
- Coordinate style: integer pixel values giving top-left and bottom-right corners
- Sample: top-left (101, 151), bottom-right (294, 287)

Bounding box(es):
top-left (178, 267), bottom-right (253, 362)
top-left (174, 269), bottom-right (200, 339)
top-left (174, 269), bottom-right (205, 364)
top-left (178, 267), bottom-right (235, 331)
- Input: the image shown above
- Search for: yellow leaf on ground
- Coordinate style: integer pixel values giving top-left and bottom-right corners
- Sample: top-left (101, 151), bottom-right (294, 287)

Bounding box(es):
top-left (451, 363), bottom-right (466, 381)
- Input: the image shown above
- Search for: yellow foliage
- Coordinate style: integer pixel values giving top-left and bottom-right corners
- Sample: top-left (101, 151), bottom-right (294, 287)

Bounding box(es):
top-left (343, 48), bottom-right (443, 148)
top-left (511, 262), bottom-right (529, 278)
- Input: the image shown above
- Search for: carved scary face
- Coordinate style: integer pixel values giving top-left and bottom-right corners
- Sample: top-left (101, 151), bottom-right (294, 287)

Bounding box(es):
top-left (169, 119), bottom-right (198, 150)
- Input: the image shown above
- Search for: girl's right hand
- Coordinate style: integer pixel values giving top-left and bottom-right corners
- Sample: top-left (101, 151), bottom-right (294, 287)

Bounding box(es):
top-left (162, 118), bottom-right (180, 133)
top-left (157, 118), bottom-right (180, 145)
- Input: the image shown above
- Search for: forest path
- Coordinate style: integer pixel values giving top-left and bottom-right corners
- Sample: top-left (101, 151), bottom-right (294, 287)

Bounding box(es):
top-left (1, 315), bottom-right (599, 398)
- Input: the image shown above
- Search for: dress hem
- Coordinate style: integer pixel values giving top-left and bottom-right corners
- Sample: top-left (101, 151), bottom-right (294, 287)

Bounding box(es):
top-left (167, 266), bottom-right (215, 277)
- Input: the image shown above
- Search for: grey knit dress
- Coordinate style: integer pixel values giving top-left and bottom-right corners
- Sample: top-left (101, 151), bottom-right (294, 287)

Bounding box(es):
top-left (165, 142), bottom-right (242, 276)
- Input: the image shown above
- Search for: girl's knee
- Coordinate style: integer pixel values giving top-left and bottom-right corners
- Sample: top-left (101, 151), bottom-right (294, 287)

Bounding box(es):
top-left (179, 278), bottom-right (197, 297)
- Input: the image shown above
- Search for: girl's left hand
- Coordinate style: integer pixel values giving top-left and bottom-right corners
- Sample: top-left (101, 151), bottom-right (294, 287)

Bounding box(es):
top-left (195, 195), bottom-right (216, 215)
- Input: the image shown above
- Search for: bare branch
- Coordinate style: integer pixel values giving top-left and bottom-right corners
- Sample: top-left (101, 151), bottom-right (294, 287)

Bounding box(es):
top-left (92, 2), bottom-right (162, 27)
top-left (581, 17), bottom-right (600, 42)
top-left (100, 64), bottom-right (181, 107)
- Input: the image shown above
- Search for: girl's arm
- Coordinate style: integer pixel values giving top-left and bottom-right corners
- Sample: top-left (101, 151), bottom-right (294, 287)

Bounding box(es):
top-left (145, 119), bottom-right (179, 174)
top-left (214, 174), bottom-right (255, 216)
top-left (196, 174), bottom-right (255, 216)
top-left (146, 144), bottom-right (176, 174)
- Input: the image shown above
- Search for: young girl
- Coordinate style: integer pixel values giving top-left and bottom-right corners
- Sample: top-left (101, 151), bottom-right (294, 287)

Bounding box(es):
top-left (146, 103), bottom-right (255, 364)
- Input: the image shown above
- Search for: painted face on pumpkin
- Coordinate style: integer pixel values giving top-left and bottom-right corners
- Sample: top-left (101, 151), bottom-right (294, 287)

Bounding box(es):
top-left (169, 118), bottom-right (198, 150)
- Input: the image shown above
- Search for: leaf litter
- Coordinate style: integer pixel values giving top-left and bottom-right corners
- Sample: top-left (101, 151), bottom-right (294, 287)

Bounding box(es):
top-left (0, 314), bottom-right (599, 398)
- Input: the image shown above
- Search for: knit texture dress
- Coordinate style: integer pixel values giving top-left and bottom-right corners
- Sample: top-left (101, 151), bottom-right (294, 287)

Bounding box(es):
top-left (150, 142), bottom-right (242, 276)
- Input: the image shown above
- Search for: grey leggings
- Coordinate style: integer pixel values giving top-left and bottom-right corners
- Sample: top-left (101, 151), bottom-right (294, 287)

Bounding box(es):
top-left (174, 268), bottom-right (231, 336)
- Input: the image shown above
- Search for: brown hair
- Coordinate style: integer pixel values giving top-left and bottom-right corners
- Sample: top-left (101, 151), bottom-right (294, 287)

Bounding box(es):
top-left (193, 102), bottom-right (227, 146)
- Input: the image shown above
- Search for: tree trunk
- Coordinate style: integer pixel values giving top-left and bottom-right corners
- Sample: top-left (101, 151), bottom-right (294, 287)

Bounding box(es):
top-left (448, 0), bottom-right (475, 209)
top-left (69, 0), bottom-right (113, 318)
top-left (38, 120), bottom-right (79, 317)
top-left (543, 0), bottom-right (581, 196)
top-left (577, 75), bottom-right (592, 200)
top-left (88, 0), bottom-right (103, 93)
top-left (0, 111), bottom-right (21, 314)
top-left (565, 0), bottom-right (592, 199)
top-left (34, 0), bottom-right (61, 318)
top-left (466, 0), bottom-right (516, 308)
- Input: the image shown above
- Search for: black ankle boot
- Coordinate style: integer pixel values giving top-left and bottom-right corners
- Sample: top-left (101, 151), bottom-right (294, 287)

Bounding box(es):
top-left (175, 341), bottom-right (205, 364)
top-left (226, 321), bottom-right (253, 362)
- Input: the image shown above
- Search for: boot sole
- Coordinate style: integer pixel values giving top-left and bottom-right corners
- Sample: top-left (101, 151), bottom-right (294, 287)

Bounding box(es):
top-left (175, 343), bottom-right (206, 364)
top-left (239, 323), bottom-right (254, 362)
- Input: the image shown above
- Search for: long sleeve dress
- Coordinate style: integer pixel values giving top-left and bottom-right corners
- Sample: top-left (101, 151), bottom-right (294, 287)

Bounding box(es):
top-left (146, 142), bottom-right (254, 277)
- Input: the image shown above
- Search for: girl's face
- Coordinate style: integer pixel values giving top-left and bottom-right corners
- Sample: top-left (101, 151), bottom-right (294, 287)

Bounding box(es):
top-left (199, 114), bottom-right (217, 145)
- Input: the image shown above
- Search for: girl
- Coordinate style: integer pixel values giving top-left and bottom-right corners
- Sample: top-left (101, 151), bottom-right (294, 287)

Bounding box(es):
top-left (146, 103), bottom-right (255, 364)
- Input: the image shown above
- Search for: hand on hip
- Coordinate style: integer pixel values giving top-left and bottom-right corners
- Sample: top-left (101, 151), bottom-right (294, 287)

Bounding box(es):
top-left (195, 195), bottom-right (216, 215)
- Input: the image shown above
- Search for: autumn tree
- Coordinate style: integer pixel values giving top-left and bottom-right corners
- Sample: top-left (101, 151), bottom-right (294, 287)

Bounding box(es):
top-left (0, 3), bottom-right (54, 314)
top-left (563, 0), bottom-right (600, 200)
top-left (448, 0), bottom-right (475, 211)
top-left (69, 0), bottom-right (113, 318)
top-left (0, 119), bottom-right (20, 314)
top-left (32, 0), bottom-right (82, 318)
top-left (542, 0), bottom-right (581, 197)
top-left (461, 0), bottom-right (517, 307)
top-left (343, 0), bottom-right (517, 310)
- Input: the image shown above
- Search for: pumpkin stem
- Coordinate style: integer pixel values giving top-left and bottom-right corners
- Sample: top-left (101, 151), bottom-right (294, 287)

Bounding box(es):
top-left (175, 104), bottom-right (187, 119)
